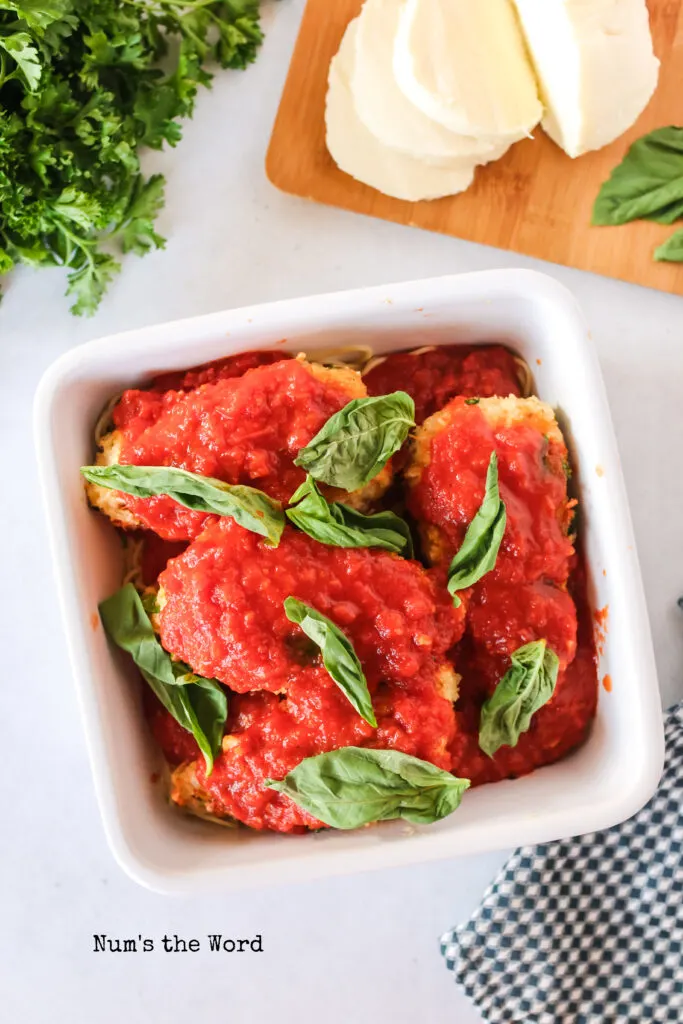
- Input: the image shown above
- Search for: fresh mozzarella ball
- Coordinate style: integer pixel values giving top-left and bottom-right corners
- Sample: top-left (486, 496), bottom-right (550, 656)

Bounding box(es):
top-left (513, 0), bottom-right (659, 158)
top-left (326, 19), bottom-right (480, 202)
top-left (351, 0), bottom-right (516, 164)
top-left (393, 0), bottom-right (542, 138)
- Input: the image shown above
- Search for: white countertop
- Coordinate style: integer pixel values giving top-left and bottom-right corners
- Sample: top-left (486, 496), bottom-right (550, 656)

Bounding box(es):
top-left (3, 2), bottom-right (682, 1021)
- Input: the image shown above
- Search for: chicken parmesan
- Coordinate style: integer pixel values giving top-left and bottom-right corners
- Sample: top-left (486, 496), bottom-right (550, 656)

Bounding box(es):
top-left (84, 344), bottom-right (598, 835)
top-left (86, 357), bottom-right (392, 541)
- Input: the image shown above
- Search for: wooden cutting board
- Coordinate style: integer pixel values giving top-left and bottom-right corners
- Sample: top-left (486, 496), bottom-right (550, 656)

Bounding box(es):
top-left (266, 0), bottom-right (683, 295)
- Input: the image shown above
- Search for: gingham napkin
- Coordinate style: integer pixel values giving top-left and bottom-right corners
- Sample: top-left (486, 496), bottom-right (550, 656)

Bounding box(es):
top-left (440, 703), bottom-right (683, 1024)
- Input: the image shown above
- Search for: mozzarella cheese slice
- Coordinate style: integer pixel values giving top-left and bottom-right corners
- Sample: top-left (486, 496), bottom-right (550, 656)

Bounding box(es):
top-left (394, 0), bottom-right (542, 137)
top-left (326, 19), bottom-right (480, 202)
top-left (351, 0), bottom-right (513, 163)
top-left (512, 0), bottom-right (659, 158)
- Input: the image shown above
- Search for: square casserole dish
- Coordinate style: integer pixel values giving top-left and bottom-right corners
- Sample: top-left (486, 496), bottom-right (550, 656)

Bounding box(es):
top-left (35, 270), bottom-right (664, 894)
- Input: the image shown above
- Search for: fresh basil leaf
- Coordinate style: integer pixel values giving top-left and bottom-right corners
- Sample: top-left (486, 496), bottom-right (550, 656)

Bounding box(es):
top-left (99, 583), bottom-right (227, 774)
top-left (81, 464), bottom-right (284, 546)
top-left (283, 597), bottom-right (376, 727)
top-left (479, 640), bottom-right (560, 758)
top-left (654, 228), bottom-right (683, 263)
top-left (266, 747), bottom-right (470, 829)
top-left (286, 475), bottom-right (414, 557)
top-left (592, 127), bottom-right (683, 226)
top-left (294, 392), bottom-right (415, 491)
top-left (447, 452), bottom-right (506, 607)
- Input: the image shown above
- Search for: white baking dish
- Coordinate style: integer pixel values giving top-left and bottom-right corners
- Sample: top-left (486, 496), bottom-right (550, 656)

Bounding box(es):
top-left (34, 270), bottom-right (664, 894)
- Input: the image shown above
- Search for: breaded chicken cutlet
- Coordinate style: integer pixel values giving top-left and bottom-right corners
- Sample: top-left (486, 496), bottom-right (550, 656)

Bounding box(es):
top-left (405, 395), bottom-right (575, 586)
top-left (86, 357), bottom-right (393, 541)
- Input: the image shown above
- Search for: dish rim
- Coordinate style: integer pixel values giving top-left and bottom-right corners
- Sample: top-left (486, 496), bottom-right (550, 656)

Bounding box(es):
top-left (34, 268), bottom-right (665, 893)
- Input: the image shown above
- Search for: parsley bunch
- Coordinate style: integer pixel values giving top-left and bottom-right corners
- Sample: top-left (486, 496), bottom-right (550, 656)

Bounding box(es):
top-left (0, 0), bottom-right (264, 315)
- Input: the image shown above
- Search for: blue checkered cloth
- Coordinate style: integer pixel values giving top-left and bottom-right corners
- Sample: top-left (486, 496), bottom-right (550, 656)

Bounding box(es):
top-left (441, 703), bottom-right (683, 1023)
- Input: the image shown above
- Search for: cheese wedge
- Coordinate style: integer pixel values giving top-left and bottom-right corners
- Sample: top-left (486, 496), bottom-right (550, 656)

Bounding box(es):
top-left (326, 19), bottom-right (479, 202)
top-left (351, 0), bottom-right (515, 164)
top-left (513, 0), bottom-right (660, 158)
top-left (394, 0), bottom-right (542, 138)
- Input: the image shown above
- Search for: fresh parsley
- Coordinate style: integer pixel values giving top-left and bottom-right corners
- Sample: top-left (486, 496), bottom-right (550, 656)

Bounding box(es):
top-left (0, 0), bottom-right (265, 315)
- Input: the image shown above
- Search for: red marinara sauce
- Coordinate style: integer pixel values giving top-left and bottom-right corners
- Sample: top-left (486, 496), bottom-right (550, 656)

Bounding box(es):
top-left (364, 345), bottom-right (522, 423)
top-left (137, 532), bottom-right (188, 586)
top-left (408, 398), bottom-right (575, 587)
top-left (157, 519), bottom-right (465, 694)
top-left (450, 562), bottom-right (598, 785)
top-left (132, 344), bottom-right (599, 832)
top-left (215, 675), bottom-right (456, 832)
top-left (143, 687), bottom-right (201, 766)
top-left (148, 349), bottom-right (291, 393)
top-left (152, 521), bottom-right (464, 831)
top-left (111, 359), bottom-right (360, 540)
top-left (153, 671), bottom-right (457, 832)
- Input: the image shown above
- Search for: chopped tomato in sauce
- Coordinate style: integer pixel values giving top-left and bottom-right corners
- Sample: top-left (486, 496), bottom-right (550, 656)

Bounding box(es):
top-left (157, 519), bottom-right (464, 694)
top-left (364, 345), bottom-right (522, 423)
top-left (148, 350), bottom-right (291, 392)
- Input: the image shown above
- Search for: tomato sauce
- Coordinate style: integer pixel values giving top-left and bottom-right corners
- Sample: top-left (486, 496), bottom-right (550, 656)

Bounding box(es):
top-left (160, 672), bottom-right (457, 832)
top-left (111, 359), bottom-right (358, 540)
top-left (157, 519), bottom-right (465, 694)
top-left (143, 686), bottom-right (201, 766)
top-left (450, 563), bottom-right (597, 785)
top-left (408, 398), bottom-right (575, 586)
top-left (467, 580), bottom-right (578, 680)
top-left (134, 345), bottom-right (599, 832)
top-left (193, 682), bottom-right (373, 832)
top-left (138, 533), bottom-right (188, 586)
top-left (148, 350), bottom-right (291, 393)
top-left (364, 345), bottom-right (522, 423)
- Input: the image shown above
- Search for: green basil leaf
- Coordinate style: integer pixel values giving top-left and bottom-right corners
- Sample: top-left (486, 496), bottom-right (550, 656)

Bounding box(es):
top-left (294, 392), bottom-right (415, 491)
top-left (266, 747), bottom-right (470, 829)
top-left (447, 451), bottom-right (506, 606)
top-left (479, 639), bottom-right (560, 758)
top-left (81, 464), bottom-right (284, 546)
top-left (99, 583), bottom-right (227, 774)
top-left (283, 597), bottom-right (376, 727)
top-left (286, 475), bottom-right (414, 556)
top-left (592, 127), bottom-right (683, 226)
top-left (654, 228), bottom-right (683, 263)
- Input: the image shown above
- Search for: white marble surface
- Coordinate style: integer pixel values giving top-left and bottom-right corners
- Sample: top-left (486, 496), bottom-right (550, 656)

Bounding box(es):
top-left (2, 2), bottom-right (682, 1020)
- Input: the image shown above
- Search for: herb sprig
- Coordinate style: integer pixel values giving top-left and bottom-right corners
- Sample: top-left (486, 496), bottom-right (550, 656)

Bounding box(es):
top-left (593, 126), bottom-right (683, 264)
top-left (0, 0), bottom-right (265, 314)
